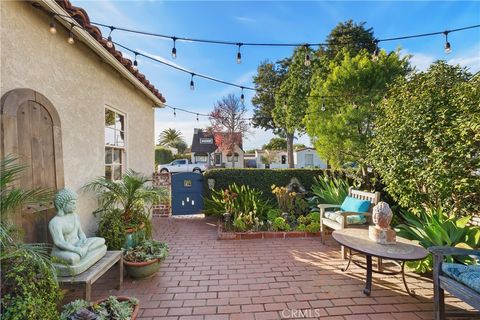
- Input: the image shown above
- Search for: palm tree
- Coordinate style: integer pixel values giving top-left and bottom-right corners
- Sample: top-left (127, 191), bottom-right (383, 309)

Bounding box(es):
top-left (0, 155), bottom-right (55, 274)
top-left (157, 128), bottom-right (186, 149)
top-left (83, 169), bottom-right (168, 224)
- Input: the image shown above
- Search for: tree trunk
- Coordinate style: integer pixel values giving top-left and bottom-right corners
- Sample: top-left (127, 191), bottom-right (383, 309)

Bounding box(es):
top-left (286, 132), bottom-right (295, 168)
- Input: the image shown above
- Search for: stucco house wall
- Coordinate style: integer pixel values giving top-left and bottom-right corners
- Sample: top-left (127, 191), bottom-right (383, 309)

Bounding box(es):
top-left (220, 145), bottom-right (244, 168)
top-left (1, 1), bottom-right (156, 235)
top-left (295, 148), bottom-right (327, 168)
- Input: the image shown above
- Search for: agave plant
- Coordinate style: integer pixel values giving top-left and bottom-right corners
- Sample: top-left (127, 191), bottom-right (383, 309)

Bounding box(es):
top-left (83, 169), bottom-right (168, 224)
top-left (311, 175), bottom-right (352, 205)
top-left (396, 206), bottom-right (480, 273)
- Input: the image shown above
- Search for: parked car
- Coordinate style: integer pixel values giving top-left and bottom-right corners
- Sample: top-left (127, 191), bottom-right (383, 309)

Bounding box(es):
top-left (157, 159), bottom-right (206, 173)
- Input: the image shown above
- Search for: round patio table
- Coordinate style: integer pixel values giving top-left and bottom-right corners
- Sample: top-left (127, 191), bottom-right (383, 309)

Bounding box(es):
top-left (332, 228), bottom-right (428, 296)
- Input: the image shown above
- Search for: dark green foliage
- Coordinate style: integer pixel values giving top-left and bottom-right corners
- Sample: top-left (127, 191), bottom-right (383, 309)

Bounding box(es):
top-left (396, 207), bottom-right (480, 273)
top-left (369, 62), bottom-right (480, 215)
top-left (263, 137), bottom-right (287, 150)
top-left (155, 147), bottom-right (174, 165)
top-left (61, 296), bottom-right (138, 320)
top-left (97, 209), bottom-right (127, 250)
top-left (272, 217), bottom-right (291, 231)
top-left (326, 20), bottom-right (377, 60)
top-left (204, 168), bottom-right (349, 201)
top-left (1, 252), bottom-right (62, 320)
top-left (311, 175), bottom-right (353, 205)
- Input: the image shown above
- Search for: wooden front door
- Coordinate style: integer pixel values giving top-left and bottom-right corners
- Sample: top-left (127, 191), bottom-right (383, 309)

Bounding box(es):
top-left (1, 88), bottom-right (64, 243)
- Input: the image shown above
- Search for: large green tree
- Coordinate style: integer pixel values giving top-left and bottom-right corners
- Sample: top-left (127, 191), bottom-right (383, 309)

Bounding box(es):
top-left (305, 49), bottom-right (410, 175)
top-left (262, 137), bottom-right (287, 150)
top-left (157, 128), bottom-right (187, 153)
top-left (273, 45), bottom-right (314, 167)
top-left (368, 62), bottom-right (480, 215)
top-left (326, 20), bottom-right (377, 60)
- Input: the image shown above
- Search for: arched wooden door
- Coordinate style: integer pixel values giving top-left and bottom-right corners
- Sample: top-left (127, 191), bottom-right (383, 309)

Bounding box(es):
top-left (1, 88), bottom-right (64, 243)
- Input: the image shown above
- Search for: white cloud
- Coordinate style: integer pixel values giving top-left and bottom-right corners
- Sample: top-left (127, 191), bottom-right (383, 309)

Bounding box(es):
top-left (448, 45), bottom-right (480, 73)
top-left (234, 16), bottom-right (255, 24)
top-left (137, 49), bottom-right (193, 72)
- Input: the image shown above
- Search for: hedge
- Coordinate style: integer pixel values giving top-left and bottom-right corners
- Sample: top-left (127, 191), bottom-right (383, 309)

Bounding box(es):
top-left (155, 147), bottom-right (174, 165)
top-left (203, 168), bottom-right (350, 201)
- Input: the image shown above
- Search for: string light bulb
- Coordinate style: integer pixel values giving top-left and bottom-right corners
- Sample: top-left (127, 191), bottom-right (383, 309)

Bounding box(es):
top-left (240, 87), bottom-right (245, 103)
top-left (236, 43), bottom-right (242, 64)
top-left (49, 21), bottom-right (57, 34)
top-left (67, 24), bottom-right (75, 45)
top-left (321, 98), bottom-right (326, 112)
top-left (443, 31), bottom-right (451, 54)
top-left (283, 98), bottom-right (288, 110)
top-left (106, 26), bottom-right (115, 48)
top-left (196, 113), bottom-right (199, 122)
top-left (304, 45), bottom-right (311, 67)
top-left (133, 52), bottom-right (138, 71)
top-left (190, 73), bottom-right (195, 90)
top-left (173, 108), bottom-right (176, 117)
top-left (172, 37), bottom-right (177, 59)
top-left (372, 41), bottom-right (379, 61)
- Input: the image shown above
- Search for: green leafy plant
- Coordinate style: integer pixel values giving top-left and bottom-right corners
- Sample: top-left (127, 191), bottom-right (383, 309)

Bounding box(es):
top-left (396, 206), bottom-right (480, 273)
top-left (267, 208), bottom-right (281, 221)
top-left (272, 217), bottom-right (291, 231)
top-left (0, 155), bottom-right (60, 319)
top-left (97, 209), bottom-right (126, 250)
top-left (123, 240), bottom-right (169, 262)
top-left (305, 222), bottom-right (320, 233)
top-left (61, 296), bottom-right (138, 320)
top-left (311, 175), bottom-right (352, 204)
top-left (233, 217), bottom-right (247, 232)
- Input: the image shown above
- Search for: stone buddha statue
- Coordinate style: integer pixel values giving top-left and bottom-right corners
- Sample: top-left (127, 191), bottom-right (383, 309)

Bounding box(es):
top-left (49, 188), bottom-right (107, 276)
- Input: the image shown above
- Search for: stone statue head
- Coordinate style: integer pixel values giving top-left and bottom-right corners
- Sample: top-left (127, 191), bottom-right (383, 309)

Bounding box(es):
top-left (287, 177), bottom-right (306, 194)
top-left (54, 188), bottom-right (78, 216)
top-left (372, 202), bottom-right (393, 229)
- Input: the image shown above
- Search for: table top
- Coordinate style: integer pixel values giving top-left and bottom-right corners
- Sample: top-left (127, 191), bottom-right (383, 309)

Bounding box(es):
top-left (58, 251), bottom-right (122, 283)
top-left (332, 229), bottom-right (428, 261)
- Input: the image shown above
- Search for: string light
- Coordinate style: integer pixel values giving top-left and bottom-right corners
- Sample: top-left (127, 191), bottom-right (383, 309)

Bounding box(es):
top-left (173, 108), bottom-right (176, 117)
top-left (443, 31), bottom-right (451, 54)
top-left (67, 24), bottom-right (75, 44)
top-left (304, 45), bottom-right (311, 67)
top-left (49, 20), bottom-right (57, 34)
top-left (236, 43), bottom-right (242, 64)
top-left (106, 26), bottom-right (115, 48)
top-left (321, 98), bottom-right (326, 111)
top-left (190, 73), bottom-right (195, 90)
top-left (133, 52), bottom-right (138, 70)
top-left (172, 37), bottom-right (177, 59)
top-left (240, 87), bottom-right (245, 103)
top-left (196, 113), bottom-right (199, 121)
top-left (372, 41), bottom-right (379, 61)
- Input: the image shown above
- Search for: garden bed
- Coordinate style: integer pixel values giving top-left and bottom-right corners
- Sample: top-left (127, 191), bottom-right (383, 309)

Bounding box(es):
top-left (217, 224), bottom-right (322, 240)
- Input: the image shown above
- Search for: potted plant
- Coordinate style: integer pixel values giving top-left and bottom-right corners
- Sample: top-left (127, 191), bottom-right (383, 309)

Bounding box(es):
top-left (84, 169), bottom-right (168, 249)
top-left (61, 296), bottom-right (139, 320)
top-left (123, 239), bottom-right (169, 279)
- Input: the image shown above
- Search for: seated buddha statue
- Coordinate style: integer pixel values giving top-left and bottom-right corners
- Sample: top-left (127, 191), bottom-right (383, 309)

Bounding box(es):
top-left (49, 188), bottom-right (107, 276)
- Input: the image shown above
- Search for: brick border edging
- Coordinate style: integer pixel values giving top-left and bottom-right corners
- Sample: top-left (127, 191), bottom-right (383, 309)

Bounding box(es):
top-left (217, 224), bottom-right (322, 240)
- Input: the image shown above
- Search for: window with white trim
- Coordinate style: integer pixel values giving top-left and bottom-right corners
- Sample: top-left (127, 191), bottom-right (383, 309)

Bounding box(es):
top-left (105, 108), bottom-right (125, 180)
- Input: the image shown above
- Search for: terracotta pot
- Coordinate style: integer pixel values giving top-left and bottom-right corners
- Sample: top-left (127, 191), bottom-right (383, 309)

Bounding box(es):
top-left (124, 258), bottom-right (161, 279)
top-left (93, 296), bottom-right (139, 320)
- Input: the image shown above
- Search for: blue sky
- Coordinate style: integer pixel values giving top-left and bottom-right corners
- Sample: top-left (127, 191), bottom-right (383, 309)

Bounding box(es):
top-left (76, 0), bottom-right (480, 150)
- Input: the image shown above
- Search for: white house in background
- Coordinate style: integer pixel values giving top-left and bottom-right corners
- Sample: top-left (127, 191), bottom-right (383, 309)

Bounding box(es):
top-left (190, 128), bottom-right (245, 168)
top-left (294, 148), bottom-right (327, 168)
top-left (254, 148), bottom-right (327, 169)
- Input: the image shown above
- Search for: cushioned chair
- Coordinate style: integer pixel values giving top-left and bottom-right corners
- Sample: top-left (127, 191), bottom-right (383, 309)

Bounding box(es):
top-left (319, 187), bottom-right (381, 259)
top-left (429, 246), bottom-right (480, 320)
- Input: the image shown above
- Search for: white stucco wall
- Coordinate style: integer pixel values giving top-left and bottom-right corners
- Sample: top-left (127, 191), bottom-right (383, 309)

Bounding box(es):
top-left (1, 1), bottom-right (156, 235)
top-left (295, 149), bottom-right (327, 168)
top-left (221, 145), bottom-right (244, 168)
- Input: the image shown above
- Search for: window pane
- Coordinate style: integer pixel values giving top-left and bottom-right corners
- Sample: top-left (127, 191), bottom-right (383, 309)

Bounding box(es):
top-left (105, 147), bottom-right (112, 164)
top-left (105, 165), bottom-right (112, 179)
top-left (115, 131), bottom-right (125, 147)
top-left (115, 113), bottom-right (124, 131)
top-left (113, 165), bottom-right (122, 180)
top-left (105, 109), bottom-right (115, 128)
top-left (113, 149), bottom-right (122, 164)
top-left (105, 128), bottom-right (115, 145)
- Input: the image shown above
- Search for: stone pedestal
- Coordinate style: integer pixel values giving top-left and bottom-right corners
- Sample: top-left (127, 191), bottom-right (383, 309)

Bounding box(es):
top-left (369, 225), bottom-right (396, 244)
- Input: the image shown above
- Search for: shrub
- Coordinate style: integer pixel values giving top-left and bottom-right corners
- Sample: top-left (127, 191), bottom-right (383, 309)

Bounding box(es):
top-left (61, 296), bottom-right (138, 320)
top-left (272, 217), bottom-right (291, 231)
top-left (123, 239), bottom-right (169, 262)
top-left (97, 208), bottom-right (127, 250)
top-left (396, 206), bottom-right (480, 273)
top-left (1, 252), bottom-right (62, 320)
top-left (311, 175), bottom-right (353, 205)
top-left (233, 217), bottom-right (247, 232)
top-left (204, 168), bottom-right (351, 201)
top-left (267, 208), bottom-right (281, 221)
top-left (305, 222), bottom-right (320, 233)
top-left (155, 147), bottom-right (174, 165)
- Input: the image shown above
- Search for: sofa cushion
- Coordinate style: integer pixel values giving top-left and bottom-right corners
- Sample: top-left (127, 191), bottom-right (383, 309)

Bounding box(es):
top-left (340, 196), bottom-right (371, 213)
top-left (442, 262), bottom-right (480, 293)
top-left (324, 211), bottom-right (367, 225)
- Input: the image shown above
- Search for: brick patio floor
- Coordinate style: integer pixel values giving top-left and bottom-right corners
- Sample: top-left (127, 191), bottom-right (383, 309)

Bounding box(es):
top-left (69, 215), bottom-right (475, 320)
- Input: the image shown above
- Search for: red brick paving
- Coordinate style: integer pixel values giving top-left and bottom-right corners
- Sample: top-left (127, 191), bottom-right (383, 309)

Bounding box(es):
top-left (65, 215), bottom-right (474, 319)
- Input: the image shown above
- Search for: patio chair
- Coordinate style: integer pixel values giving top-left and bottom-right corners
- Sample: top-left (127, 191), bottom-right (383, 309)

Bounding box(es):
top-left (319, 187), bottom-right (381, 259)
top-left (429, 246), bottom-right (480, 320)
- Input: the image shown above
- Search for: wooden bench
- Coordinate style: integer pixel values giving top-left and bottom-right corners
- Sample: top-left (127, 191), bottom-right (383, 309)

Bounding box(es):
top-left (58, 251), bottom-right (123, 301)
top-left (429, 246), bottom-right (480, 320)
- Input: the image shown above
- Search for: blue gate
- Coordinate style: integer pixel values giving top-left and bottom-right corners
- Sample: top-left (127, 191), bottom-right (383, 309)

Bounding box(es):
top-left (171, 172), bottom-right (203, 215)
